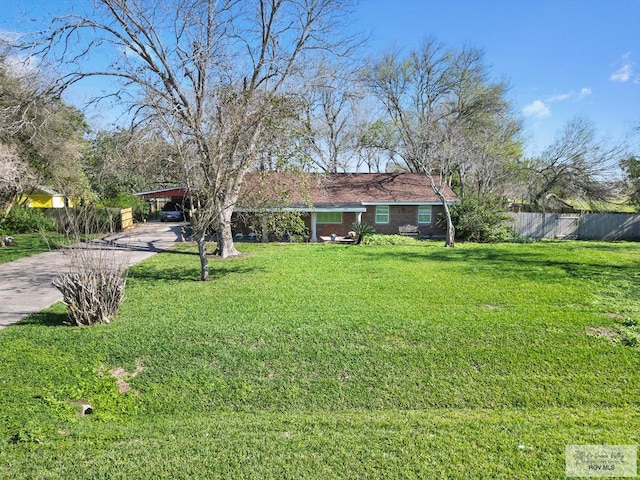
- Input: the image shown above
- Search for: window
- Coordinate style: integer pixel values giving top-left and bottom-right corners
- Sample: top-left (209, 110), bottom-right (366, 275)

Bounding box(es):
top-left (317, 212), bottom-right (342, 224)
top-left (375, 205), bottom-right (389, 224)
top-left (418, 205), bottom-right (432, 224)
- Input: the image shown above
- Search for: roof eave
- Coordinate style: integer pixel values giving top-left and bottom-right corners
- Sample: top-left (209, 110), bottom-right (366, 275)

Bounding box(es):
top-left (361, 201), bottom-right (458, 205)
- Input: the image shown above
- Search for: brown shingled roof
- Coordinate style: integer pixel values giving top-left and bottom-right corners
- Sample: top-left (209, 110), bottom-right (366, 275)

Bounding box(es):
top-left (310, 173), bottom-right (456, 204)
top-left (240, 173), bottom-right (458, 208)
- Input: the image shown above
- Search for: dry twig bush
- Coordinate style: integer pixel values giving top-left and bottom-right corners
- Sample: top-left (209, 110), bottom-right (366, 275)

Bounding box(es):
top-left (52, 207), bottom-right (130, 326)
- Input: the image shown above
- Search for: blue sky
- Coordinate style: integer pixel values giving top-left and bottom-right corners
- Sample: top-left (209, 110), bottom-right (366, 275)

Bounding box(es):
top-left (3, 0), bottom-right (639, 157)
top-left (355, 0), bottom-right (640, 155)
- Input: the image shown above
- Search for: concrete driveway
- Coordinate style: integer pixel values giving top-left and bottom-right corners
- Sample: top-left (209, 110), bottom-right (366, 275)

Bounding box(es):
top-left (0, 221), bottom-right (183, 328)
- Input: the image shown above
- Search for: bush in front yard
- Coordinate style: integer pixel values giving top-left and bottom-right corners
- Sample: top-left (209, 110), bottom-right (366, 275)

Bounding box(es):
top-left (0, 206), bottom-right (57, 234)
top-left (53, 267), bottom-right (127, 325)
top-left (450, 196), bottom-right (515, 243)
top-left (53, 206), bottom-right (130, 325)
top-left (361, 234), bottom-right (423, 246)
top-left (101, 192), bottom-right (150, 221)
top-left (351, 222), bottom-right (375, 244)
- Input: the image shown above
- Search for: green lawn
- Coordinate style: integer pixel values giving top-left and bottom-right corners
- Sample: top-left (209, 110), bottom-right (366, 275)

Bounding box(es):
top-left (1, 240), bottom-right (639, 479)
top-left (0, 233), bottom-right (68, 264)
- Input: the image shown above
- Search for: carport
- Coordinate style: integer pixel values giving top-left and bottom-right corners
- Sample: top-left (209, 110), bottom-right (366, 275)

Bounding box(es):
top-left (134, 187), bottom-right (189, 217)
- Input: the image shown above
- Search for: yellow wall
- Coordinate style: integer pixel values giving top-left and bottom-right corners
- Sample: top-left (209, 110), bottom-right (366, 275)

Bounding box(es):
top-left (20, 194), bottom-right (54, 208)
top-left (19, 192), bottom-right (77, 208)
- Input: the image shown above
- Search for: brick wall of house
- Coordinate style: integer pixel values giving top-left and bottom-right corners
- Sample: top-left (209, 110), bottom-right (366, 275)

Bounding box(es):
top-left (234, 205), bottom-right (449, 240)
top-left (362, 205), bottom-right (447, 237)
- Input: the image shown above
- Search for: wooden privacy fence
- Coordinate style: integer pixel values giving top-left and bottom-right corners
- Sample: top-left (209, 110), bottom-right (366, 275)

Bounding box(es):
top-left (510, 212), bottom-right (640, 240)
top-left (43, 207), bottom-right (133, 233)
top-left (120, 208), bottom-right (133, 230)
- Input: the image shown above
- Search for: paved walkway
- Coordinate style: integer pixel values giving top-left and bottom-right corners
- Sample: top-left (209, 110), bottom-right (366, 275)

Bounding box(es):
top-left (0, 221), bottom-right (183, 328)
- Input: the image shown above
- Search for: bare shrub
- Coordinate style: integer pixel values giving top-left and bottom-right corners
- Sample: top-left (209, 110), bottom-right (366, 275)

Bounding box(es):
top-left (53, 263), bottom-right (127, 326)
top-left (52, 206), bottom-right (129, 326)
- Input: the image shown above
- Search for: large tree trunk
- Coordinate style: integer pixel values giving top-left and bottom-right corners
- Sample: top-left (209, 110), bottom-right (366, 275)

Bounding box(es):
top-left (426, 173), bottom-right (455, 248)
top-left (197, 234), bottom-right (209, 281)
top-left (215, 204), bottom-right (240, 258)
top-left (1, 194), bottom-right (18, 216)
top-left (440, 199), bottom-right (455, 248)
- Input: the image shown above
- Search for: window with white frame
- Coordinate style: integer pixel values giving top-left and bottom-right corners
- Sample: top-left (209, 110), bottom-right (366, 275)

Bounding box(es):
top-left (418, 205), bottom-right (432, 224)
top-left (375, 205), bottom-right (389, 224)
top-left (317, 212), bottom-right (342, 224)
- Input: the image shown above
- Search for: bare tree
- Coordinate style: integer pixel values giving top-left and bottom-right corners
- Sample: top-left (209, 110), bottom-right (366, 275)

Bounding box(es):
top-left (300, 59), bottom-right (362, 172)
top-left (0, 143), bottom-right (33, 215)
top-left (363, 39), bottom-right (516, 246)
top-left (523, 117), bottom-right (621, 211)
top-left (0, 57), bottom-right (90, 215)
top-left (20, 0), bottom-right (356, 280)
top-left (87, 128), bottom-right (181, 198)
top-left (354, 120), bottom-right (395, 173)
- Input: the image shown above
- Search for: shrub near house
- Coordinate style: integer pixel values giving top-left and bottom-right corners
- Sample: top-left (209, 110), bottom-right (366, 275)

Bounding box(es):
top-left (0, 206), bottom-right (56, 234)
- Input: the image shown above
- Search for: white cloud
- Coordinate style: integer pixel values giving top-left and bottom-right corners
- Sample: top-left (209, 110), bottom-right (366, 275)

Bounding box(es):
top-left (524, 86), bottom-right (592, 120)
top-left (0, 30), bottom-right (39, 77)
top-left (546, 88), bottom-right (592, 103)
top-left (611, 53), bottom-right (634, 82)
top-left (522, 100), bottom-right (550, 119)
top-left (611, 64), bottom-right (632, 82)
top-left (547, 93), bottom-right (571, 102)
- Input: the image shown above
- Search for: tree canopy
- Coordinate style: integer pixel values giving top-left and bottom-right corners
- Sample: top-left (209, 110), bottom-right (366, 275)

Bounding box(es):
top-left (0, 57), bottom-right (89, 214)
top-left (2, 2), bottom-right (634, 260)
top-left (621, 155), bottom-right (640, 210)
top-left (362, 38), bottom-right (521, 246)
top-left (522, 117), bottom-right (621, 212)
top-left (19, 0), bottom-right (358, 280)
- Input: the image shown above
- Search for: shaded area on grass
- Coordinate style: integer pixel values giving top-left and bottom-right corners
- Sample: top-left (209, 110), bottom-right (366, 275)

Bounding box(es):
top-left (359, 241), bottom-right (638, 278)
top-left (14, 310), bottom-right (70, 328)
top-left (356, 241), bottom-right (639, 305)
top-left (127, 248), bottom-right (264, 282)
